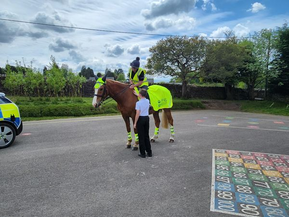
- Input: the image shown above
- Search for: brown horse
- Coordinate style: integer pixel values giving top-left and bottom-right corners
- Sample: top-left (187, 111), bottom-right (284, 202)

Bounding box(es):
top-left (92, 78), bottom-right (175, 150)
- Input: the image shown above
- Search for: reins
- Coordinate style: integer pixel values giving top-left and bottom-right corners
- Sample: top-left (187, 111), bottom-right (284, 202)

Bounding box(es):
top-left (95, 82), bottom-right (131, 107)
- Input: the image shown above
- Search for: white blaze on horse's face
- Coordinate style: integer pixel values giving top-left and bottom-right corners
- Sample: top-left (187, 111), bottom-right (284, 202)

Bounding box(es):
top-left (92, 88), bottom-right (99, 107)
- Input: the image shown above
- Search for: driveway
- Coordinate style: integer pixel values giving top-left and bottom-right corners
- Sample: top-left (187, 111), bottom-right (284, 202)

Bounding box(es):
top-left (1, 110), bottom-right (289, 217)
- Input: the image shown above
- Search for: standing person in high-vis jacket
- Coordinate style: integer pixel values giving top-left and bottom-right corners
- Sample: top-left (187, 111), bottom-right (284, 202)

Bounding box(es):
top-left (129, 57), bottom-right (149, 90)
top-left (92, 73), bottom-right (105, 107)
top-left (94, 73), bottom-right (104, 89)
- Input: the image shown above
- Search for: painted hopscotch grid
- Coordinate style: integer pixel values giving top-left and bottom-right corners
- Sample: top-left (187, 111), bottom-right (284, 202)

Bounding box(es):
top-left (211, 149), bottom-right (289, 217)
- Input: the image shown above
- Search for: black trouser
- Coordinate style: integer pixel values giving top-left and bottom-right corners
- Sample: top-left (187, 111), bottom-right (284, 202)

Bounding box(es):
top-left (137, 116), bottom-right (152, 156)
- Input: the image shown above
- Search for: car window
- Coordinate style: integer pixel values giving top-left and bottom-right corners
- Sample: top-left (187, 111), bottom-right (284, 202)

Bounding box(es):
top-left (0, 96), bottom-right (12, 104)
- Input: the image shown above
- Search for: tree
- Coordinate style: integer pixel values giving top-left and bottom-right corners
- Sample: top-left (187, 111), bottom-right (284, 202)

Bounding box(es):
top-left (3, 64), bottom-right (24, 95)
top-left (147, 36), bottom-right (207, 98)
top-left (269, 23), bottom-right (289, 96)
top-left (116, 73), bottom-right (125, 82)
top-left (79, 66), bottom-right (94, 79)
top-left (105, 68), bottom-right (115, 79)
top-left (251, 29), bottom-right (277, 99)
top-left (65, 71), bottom-right (86, 97)
top-left (45, 57), bottom-right (66, 96)
top-left (23, 68), bottom-right (44, 97)
top-left (238, 39), bottom-right (264, 100)
top-left (201, 38), bottom-right (245, 99)
top-left (0, 67), bottom-right (5, 74)
top-left (114, 68), bottom-right (124, 76)
top-left (114, 68), bottom-right (125, 81)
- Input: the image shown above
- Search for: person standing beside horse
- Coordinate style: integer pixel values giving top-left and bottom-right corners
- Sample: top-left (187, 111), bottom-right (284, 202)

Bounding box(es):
top-left (133, 89), bottom-right (152, 158)
top-left (129, 57), bottom-right (149, 90)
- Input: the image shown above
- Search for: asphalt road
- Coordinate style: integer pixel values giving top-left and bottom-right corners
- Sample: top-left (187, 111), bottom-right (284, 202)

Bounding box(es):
top-left (1, 110), bottom-right (289, 217)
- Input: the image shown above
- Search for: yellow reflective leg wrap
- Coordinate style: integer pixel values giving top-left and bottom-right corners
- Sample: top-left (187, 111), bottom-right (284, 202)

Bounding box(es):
top-left (170, 126), bottom-right (175, 135)
top-left (128, 132), bottom-right (132, 140)
top-left (135, 133), bottom-right (139, 142)
top-left (154, 127), bottom-right (159, 135)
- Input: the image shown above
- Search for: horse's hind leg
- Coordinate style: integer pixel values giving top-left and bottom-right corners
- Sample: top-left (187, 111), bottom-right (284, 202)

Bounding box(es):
top-left (164, 109), bottom-right (175, 142)
top-left (151, 111), bottom-right (160, 142)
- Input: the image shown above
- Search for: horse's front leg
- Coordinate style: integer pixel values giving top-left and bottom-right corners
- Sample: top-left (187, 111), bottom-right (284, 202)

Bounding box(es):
top-left (151, 111), bottom-right (160, 142)
top-left (122, 115), bottom-right (133, 149)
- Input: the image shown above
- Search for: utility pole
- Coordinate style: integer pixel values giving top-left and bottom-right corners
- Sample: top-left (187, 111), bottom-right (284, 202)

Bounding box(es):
top-left (265, 30), bottom-right (272, 100)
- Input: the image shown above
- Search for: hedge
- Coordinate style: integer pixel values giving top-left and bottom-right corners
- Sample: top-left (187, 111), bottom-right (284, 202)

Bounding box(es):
top-left (17, 99), bottom-right (204, 118)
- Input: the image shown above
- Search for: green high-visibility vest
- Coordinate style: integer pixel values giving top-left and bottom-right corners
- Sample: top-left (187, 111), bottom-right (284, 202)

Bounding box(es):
top-left (94, 78), bottom-right (104, 89)
top-left (129, 67), bottom-right (149, 87)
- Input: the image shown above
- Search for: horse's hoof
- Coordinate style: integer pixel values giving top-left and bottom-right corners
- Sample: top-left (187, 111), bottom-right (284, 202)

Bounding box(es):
top-left (132, 147), bottom-right (138, 151)
top-left (169, 139), bottom-right (174, 143)
top-left (151, 139), bottom-right (155, 143)
top-left (126, 145), bottom-right (131, 149)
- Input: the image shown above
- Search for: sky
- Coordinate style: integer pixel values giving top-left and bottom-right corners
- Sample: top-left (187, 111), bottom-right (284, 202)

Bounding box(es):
top-left (1, 0), bottom-right (289, 82)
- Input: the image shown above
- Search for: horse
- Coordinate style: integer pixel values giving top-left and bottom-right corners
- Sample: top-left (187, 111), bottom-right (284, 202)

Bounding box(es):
top-left (92, 78), bottom-right (175, 150)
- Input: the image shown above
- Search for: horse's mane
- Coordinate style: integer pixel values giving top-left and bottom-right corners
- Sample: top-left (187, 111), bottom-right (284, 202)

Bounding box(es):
top-left (106, 79), bottom-right (129, 87)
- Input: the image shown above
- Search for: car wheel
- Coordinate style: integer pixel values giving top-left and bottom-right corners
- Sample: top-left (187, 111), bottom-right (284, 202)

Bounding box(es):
top-left (0, 123), bottom-right (16, 149)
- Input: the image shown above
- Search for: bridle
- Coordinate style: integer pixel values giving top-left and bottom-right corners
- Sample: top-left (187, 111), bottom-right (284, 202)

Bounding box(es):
top-left (94, 83), bottom-right (131, 107)
top-left (94, 84), bottom-right (109, 107)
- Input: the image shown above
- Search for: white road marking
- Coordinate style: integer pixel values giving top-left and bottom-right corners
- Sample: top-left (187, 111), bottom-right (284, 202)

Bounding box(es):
top-left (23, 115), bottom-right (122, 126)
top-left (198, 124), bottom-right (289, 132)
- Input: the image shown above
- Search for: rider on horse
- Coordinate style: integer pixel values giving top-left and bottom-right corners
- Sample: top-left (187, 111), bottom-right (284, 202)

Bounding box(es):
top-left (129, 57), bottom-right (149, 90)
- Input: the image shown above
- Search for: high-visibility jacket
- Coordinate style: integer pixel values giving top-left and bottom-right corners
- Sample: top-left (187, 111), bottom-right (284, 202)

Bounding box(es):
top-left (94, 78), bottom-right (105, 89)
top-left (129, 67), bottom-right (149, 87)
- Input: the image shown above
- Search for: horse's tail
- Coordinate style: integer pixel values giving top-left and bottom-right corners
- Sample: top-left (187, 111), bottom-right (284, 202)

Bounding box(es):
top-left (161, 110), bottom-right (169, 129)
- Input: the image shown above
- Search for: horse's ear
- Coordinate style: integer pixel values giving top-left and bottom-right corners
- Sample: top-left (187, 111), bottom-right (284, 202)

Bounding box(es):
top-left (102, 73), bottom-right (107, 82)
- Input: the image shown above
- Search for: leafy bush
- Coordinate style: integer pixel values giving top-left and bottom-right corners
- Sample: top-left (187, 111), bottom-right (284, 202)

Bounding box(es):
top-left (19, 103), bottom-right (119, 117)
top-left (172, 99), bottom-right (205, 110)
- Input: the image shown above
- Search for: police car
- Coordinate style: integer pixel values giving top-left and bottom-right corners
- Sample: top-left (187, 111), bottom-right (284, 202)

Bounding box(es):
top-left (0, 92), bottom-right (23, 149)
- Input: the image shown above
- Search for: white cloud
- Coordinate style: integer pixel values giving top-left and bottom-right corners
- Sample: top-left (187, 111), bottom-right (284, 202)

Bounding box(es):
top-left (1, 0), bottom-right (289, 75)
top-left (104, 44), bottom-right (125, 57)
top-left (32, 11), bottom-right (74, 33)
top-left (209, 24), bottom-right (250, 38)
top-left (0, 11), bottom-right (49, 43)
top-left (201, 0), bottom-right (217, 11)
top-left (49, 38), bottom-right (77, 52)
top-left (233, 24), bottom-right (250, 37)
top-left (50, 0), bottom-right (70, 5)
top-left (247, 2), bottom-right (266, 13)
top-left (199, 33), bottom-right (208, 37)
top-left (145, 18), bottom-right (173, 31)
top-left (69, 50), bottom-right (85, 63)
top-left (210, 26), bottom-right (231, 38)
top-left (142, 0), bottom-right (196, 19)
top-left (76, 58), bottom-right (106, 73)
top-left (211, 3), bottom-right (217, 11)
top-left (127, 45), bottom-right (141, 54)
top-left (145, 16), bottom-right (196, 31)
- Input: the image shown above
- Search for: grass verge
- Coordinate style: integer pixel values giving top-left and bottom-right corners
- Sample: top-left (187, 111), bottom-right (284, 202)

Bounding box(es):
top-left (238, 100), bottom-right (289, 116)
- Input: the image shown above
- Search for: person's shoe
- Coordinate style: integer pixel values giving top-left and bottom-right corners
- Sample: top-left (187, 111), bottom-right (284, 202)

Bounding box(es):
top-left (138, 154), bottom-right (146, 158)
top-left (147, 152), bottom-right (152, 157)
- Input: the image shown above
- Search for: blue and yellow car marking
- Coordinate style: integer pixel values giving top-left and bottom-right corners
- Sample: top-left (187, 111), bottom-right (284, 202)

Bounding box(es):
top-left (0, 103), bottom-right (21, 128)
